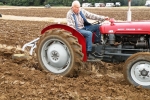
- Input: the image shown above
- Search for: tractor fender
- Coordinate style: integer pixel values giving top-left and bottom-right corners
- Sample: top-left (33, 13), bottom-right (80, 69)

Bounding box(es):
top-left (41, 24), bottom-right (87, 61)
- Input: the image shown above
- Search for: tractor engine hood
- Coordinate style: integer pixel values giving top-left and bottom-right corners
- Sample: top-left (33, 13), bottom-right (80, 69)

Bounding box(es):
top-left (100, 19), bottom-right (150, 35)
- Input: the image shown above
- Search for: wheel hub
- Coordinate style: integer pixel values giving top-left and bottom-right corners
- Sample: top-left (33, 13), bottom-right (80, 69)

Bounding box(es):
top-left (140, 69), bottom-right (149, 77)
top-left (51, 50), bottom-right (59, 61)
top-left (46, 42), bottom-right (69, 69)
top-left (131, 61), bottom-right (150, 86)
top-left (135, 64), bottom-right (150, 79)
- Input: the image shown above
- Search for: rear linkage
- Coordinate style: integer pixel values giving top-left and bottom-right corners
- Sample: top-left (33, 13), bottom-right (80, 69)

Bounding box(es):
top-left (22, 37), bottom-right (40, 55)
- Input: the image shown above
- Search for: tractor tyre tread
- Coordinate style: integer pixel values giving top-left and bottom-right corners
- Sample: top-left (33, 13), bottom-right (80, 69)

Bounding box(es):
top-left (36, 29), bottom-right (83, 77)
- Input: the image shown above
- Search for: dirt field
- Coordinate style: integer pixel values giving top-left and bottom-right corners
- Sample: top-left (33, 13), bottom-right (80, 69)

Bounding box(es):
top-left (0, 6), bottom-right (150, 100)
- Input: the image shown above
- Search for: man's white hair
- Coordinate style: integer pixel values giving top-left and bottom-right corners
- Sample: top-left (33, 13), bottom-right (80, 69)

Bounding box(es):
top-left (72, 0), bottom-right (80, 7)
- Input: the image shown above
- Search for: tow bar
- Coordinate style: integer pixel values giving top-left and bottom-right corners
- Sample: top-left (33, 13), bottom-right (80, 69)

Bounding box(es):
top-left (22, 37), bottom-right (40, 55)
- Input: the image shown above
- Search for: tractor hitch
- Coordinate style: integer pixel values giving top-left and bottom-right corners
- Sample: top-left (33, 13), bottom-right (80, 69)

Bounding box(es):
top-left (22, 37), bottom-right (40, 55)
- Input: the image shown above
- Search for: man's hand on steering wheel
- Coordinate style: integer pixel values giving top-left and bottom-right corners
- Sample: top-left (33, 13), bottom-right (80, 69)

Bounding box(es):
top-left (104, 16), bottom-right (109, 20)
top-left (92, 16), bottom-right (110, 25)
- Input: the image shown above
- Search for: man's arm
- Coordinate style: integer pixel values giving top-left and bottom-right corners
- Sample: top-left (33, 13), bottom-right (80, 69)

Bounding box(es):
top-left (66, 11), bottom-right (75, 29)
top-left (82, 9), bottom-right (106, 21)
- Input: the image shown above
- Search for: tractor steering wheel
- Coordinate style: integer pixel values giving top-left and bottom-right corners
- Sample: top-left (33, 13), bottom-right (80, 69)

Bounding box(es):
top-left (91, 19), bottom-right (106, 25)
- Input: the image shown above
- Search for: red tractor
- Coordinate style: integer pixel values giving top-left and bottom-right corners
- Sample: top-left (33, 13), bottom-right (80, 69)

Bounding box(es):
top-left (22, 18), bottom-right (150, 89)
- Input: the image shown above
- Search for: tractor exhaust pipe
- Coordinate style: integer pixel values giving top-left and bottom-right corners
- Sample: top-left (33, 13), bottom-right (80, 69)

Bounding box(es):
top-left (127, 0), bottom-right (131, 21)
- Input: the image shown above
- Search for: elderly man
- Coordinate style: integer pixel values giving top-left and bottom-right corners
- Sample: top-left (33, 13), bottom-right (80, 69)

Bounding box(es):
top-left (66, 1), bottom-right (109, 59)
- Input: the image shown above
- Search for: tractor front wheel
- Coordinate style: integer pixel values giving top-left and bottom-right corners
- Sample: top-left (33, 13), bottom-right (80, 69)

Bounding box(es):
top-left (123, 52), bottom-right (150, 89)
top-left (36, 29), bottom-right (83, 77)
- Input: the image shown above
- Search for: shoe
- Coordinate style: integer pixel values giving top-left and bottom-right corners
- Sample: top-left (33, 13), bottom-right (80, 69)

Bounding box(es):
top-left (94, 41), bottom-right (100, 44)
top-left (87, 51), bottom-right (95, 60)
top-left (93, 52), bottom-right (102, 56)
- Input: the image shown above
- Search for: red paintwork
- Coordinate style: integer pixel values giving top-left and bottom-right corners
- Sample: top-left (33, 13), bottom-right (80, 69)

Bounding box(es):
top-left (41, 24), bottom-right (87, 61)
top-left (100, 19), bottom-right (150, 35)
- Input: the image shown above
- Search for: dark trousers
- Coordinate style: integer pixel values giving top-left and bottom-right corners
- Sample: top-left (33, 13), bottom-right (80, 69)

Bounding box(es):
top-left (86, 24), bottom-right (101, 43)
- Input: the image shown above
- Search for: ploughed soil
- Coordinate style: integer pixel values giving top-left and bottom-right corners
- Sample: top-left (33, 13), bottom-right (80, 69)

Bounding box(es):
top-left (0, 6), bottom-right (150, 100)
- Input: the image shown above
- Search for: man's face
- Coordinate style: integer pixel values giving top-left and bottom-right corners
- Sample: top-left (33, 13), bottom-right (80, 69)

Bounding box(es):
top-left (72, 4), bottom-right (80, 14)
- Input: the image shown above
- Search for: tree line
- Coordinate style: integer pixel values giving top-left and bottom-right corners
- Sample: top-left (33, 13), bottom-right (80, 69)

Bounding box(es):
top-left (0, 0), bottom-right (147, 6)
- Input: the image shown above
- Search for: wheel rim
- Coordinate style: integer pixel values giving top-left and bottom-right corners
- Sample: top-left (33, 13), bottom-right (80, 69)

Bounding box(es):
top-left (131, 61), bottom-right (150, 86)
top-left (41, 39), bottom-right (71, 74)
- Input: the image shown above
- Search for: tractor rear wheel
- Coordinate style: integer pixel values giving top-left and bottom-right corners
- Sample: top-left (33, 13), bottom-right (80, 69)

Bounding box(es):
top-left (36, 29), bottom-right (83, 77)
top-left (123, 52), bottom-right (150, 89)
